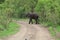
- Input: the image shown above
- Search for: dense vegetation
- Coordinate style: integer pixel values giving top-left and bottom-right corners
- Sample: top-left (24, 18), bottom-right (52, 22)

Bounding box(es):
top-left (0, 0), bottom-right (60, 39)
top-left (0, 0), bottom-right (19, 37)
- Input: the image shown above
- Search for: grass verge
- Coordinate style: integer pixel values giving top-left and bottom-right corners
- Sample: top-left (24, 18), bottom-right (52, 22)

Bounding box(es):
top-left (41, 22), bottom-right (60, 40)
top-left (0, 22), bottom-right (20, 38)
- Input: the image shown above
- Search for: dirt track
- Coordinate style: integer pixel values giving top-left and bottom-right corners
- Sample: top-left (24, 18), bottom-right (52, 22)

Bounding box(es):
top-left (1, 20), bottom-right (55, 40)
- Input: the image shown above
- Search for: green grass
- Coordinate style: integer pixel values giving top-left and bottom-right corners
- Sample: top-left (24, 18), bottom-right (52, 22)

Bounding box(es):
top-left (42, 22), bottom-right (60, 40)
top-left (41, 22), bottom-right (54, 27)
top-left (0, 22), bottom-right (19, 38)
top-left (41, 22), bottom-right (56, 36)
top-left (48, 25), bottom-right (60, 40)
top-left (56, 38), bottom-right (60, 40)
top-left (48, 26), bottom-right (56, 36)
top-left (56, 25), bottom-right (60, 32)
top-left (56, 25), bottom-right (60, 40)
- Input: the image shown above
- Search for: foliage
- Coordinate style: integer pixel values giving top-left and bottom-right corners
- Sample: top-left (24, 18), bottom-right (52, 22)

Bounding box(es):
top-left (35, 0), bottom-right (60, 26)
top-left (0, 0), bottom-right (5, 4)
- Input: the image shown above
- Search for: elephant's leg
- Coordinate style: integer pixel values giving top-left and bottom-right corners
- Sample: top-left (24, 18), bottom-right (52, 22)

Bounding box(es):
top-left (29, 19), bottom-right (31, 24)
top-left (35, 19), bottom-right (38, 24)
top-left (29, 18), bottom-right (32, 24)
top-left (31, 19), bottom-right (33, 24)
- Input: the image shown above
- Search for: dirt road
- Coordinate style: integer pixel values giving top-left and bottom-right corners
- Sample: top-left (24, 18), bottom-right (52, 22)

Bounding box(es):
top-left (1, 21), bottom-right (55, 40)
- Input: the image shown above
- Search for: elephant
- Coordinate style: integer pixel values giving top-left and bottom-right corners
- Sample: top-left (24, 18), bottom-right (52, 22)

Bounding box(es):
top-left (26, 13), bottom-right (39, 24)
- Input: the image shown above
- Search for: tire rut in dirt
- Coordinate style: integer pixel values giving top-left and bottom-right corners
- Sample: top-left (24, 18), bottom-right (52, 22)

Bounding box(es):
top-left (24, 24), bottom-right (37, 40)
